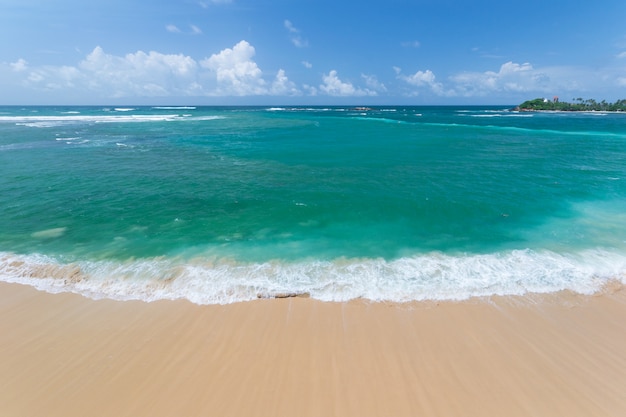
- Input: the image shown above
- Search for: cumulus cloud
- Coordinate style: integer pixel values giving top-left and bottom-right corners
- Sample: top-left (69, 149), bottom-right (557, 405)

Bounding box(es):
top-left (284, 20), bottom-right (308, 48)
top-left (320, 70), bottom-right (376, 97)
top-left (395, 61), bottom-right (563, 97)
top-left (9, 45), bottom-right (615, 102)
top-left (77, 47), bottom-right (200, 96)
top-left (395, 67), bottom-right (446, 95)
top-left (202, 40), bottom-right (301, 96)
top-left (8, 41), bottom-right (299, 99)
top-left (449, 61), bottom-right (550, 96)
top-left (270, 69), bottom-right (300, 95)
top-left (200, 40), bottom-right (267, 95)
top-left (21, 65), bottom-right (82, 92)
top-left (400, 69), bottom-right (436, 86)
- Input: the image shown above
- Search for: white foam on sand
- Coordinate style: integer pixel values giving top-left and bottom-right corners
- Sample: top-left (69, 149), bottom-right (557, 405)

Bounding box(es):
top-left (1, 249), bottom-right (625, 305)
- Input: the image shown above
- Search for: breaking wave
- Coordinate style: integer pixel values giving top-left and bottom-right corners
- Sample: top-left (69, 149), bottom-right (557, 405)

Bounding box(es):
top-left (1, 249), bottom-right (625, 304)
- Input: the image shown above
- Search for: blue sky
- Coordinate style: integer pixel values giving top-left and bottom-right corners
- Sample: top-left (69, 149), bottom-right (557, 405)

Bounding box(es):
top-left (1, 0), bottom-right (626, 105)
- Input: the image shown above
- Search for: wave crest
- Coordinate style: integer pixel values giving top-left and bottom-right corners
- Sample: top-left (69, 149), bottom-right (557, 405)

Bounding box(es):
top-left (2, 250), bottom-right (625, 304)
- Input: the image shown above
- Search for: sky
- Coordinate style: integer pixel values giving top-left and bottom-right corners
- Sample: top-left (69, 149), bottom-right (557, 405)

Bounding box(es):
top-left (1, 0), bottom-right (626, 105)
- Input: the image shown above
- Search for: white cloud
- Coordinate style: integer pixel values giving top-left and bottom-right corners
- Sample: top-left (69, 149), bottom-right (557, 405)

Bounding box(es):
top-left (617, 51), bottom-right (626, 59)
top-left (8, 43), bottom-right (621, 103)
top-left (190, 25), bottom-right (202, 35)
top-left (499, 61), bottom-right (533, 74)
top-left (12, 47), bottom-right (200, 97)
top-left (78, 47), bottom-right (200, 97)
top-left (320, 70), bottom-right (354, 96)
top-left (449, 61), bottom-right (550, 96)
top-left (320, 70), bottom-right (376, 97)
top-left (19, 64), bottom-right (83, 92)
top-left (6, 41), bottom-right (302, 99)
top-left (284, 20), bottom-right (308, 48)
top-left (401, 69), bottom-right (436, 86)
top-left (395, 61), bottom-right (561, 98)
top-left (166, 24), bottom-right (181, 33)
top-left (362, 74), bottom-right (386, 92)
top-left (396, 68), bottom-right (446, 95)
top-left (270, 69), bottom-right (300, 95)
top-left (10, 58), bottom-right (28, 72)
top-left (201, 40), bottom-right (267, 95)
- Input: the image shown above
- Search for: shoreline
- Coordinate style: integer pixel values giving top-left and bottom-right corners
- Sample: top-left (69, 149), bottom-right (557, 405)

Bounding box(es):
top-left (513, 108), bottom-right (626, 114)
top-left (2, 281), bottom-right (626, 416)
top-left (4, 247), bottom-right (624, 305)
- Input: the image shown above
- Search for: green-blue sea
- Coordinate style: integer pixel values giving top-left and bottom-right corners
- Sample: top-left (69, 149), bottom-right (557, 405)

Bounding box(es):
top-left (1, 105), bottom-right (625, 303)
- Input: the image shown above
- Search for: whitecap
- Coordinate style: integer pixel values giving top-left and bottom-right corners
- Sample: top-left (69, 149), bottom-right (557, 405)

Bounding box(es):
top-left (31, 227), bottom-right (67, 239)
top-left (1, 114), bottom-right (184, 126)
top-left (188, 116), bottom-right (226, 121)
top-left (152, 106), bottom-right (197, 110)
top-left (1, 249), bottom-right (624, 305)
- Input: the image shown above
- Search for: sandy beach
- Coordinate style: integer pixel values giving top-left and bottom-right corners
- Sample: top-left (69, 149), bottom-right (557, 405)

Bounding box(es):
top-left (2, 281), bottom-right (626, 417)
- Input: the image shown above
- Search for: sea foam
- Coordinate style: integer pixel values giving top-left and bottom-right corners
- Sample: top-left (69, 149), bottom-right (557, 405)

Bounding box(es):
top-left (1, 249), bottom-right (624, 305)
top-left (0, 114), bottom-right (224, 127)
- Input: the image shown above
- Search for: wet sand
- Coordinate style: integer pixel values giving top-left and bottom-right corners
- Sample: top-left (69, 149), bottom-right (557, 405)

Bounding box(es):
top-left (2, 281), bottom-right (626, 417)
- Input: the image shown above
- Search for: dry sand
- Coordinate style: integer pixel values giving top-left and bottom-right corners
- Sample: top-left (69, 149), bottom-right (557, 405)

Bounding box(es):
top-left (2, 281), bottom-right (626, 417)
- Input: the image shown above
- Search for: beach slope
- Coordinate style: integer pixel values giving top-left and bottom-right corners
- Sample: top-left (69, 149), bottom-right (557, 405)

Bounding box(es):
top-left (2, 282), bottom-right (626, 417)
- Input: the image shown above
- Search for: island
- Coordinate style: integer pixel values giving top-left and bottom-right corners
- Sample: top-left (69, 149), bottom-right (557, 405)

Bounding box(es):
top-left (515, 97), bottom-right (626, 112)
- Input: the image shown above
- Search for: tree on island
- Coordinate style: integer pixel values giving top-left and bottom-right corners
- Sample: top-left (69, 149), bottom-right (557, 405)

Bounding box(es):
top-left (515, 97), bottom-right (626, 112)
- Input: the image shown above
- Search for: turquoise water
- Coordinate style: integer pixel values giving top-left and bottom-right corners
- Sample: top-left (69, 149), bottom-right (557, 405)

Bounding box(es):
top-left (1, 106), bottom-right (625, 303)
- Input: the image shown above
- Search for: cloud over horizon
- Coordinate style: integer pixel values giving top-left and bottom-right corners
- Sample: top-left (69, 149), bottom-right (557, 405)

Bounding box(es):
top-left (319, 70), bottom-right (377, 97)
top-left (2, 42), bottom-right (304, 100)
top-left (2, 1), bottom-right (625, 104)
top-left (2, 41), bottom-right (625, 104)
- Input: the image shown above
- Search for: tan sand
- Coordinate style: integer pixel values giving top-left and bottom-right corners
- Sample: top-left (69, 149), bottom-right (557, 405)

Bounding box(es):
top-left (1, 281), bottom-right (626, 417)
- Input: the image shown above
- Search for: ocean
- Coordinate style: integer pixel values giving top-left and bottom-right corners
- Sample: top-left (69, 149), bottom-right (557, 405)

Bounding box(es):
top-left (1, 105), bottom-right (625, 303)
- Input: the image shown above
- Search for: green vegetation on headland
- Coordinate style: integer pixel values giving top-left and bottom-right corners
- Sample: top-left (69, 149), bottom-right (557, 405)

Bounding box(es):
top-left (515, 97), bottom-right (626, 112)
